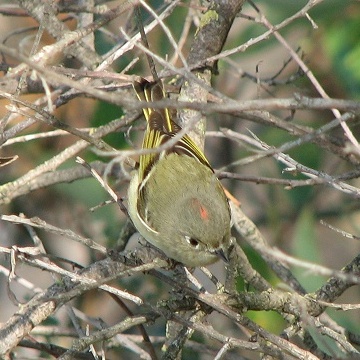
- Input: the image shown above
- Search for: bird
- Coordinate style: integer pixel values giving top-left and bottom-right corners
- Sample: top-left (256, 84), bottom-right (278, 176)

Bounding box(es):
top-left (127, 79), bottom-right (231, 266)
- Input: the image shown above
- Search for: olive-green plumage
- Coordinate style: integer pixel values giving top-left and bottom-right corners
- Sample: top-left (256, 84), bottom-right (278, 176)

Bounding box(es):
top-left (128, 79), bottom-right (231, 266)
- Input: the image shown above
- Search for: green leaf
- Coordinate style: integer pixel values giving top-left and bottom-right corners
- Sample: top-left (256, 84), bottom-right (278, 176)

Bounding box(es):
top-left (291, 207), bottom-right (324, 292)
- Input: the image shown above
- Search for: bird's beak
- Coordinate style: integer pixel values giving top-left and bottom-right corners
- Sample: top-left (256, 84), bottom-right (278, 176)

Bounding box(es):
top-left (213, 248), bottom-right (229, 263)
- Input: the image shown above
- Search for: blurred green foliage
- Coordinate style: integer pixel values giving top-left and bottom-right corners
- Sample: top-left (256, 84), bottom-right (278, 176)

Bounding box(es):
top-left (323, 16), bottom-right (360, 98)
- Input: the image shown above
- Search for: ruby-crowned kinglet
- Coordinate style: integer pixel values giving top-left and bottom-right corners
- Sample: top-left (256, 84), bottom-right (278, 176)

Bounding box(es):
top-left (127, 79), bottom-right (231, 266)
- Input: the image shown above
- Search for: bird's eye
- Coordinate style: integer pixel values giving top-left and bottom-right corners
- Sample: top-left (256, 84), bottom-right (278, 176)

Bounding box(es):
top-left (185, 236), bottom-right (199, 248)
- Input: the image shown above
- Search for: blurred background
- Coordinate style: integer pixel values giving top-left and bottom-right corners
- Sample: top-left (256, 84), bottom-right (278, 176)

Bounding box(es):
top-left (0, 0), bottom-right (359, 358)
